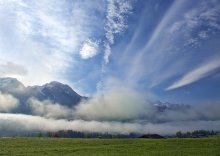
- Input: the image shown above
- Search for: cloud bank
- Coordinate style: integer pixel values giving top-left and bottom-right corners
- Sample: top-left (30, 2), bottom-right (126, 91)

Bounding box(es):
top-left (0, 92), bottom-right (19, 112)
top-left (75, 87), bottom-right (154, 121)
top-left (0, 83), bottom-right (220, 135)
top-left (74, 85), bottom-right (220, 124)
top-left (1, 113), bottom-right (220, 135)
top-left (28, 98), bottom-right (73, 119)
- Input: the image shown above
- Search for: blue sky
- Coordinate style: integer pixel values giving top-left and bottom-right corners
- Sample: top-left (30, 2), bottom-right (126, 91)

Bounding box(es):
top-left (0, 0), bottom-right (220, 104)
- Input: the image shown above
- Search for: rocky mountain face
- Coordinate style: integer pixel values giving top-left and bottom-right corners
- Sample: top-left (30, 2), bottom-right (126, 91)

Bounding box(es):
top-left (0, 77), bottom-right (25, 93)
top-left (26, 81), bottom-right (83, 107)
top-left (0, 77), bottom-right (85, 109)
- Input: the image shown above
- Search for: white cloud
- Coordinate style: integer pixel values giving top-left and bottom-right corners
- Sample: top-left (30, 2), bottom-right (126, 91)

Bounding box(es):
top-left (166, 58), bottom-right (220, 90)
top-left (75, 86), bottom-right (154, 121)
top-left (103, 43), bottom-right (111, 64)
top-left (104, 0), bottom-right (133, 64)
top-left (0, 61), bottom-right (27, 77)
top-left (80, 39), bottom-right (99, 59)
top-left (0, 0), bottom-right (105, 86)
top-left (14, 0), bottom-right (78, 51)
top-left (198, 31), bottom-right (208, 39)
top-left (0, 92), bottom-right (19, 112)
top-left (98, 0), bottom-right (134, 90)
top-left (170, 1), bottom-right (220, 47)
top-left (28, 98), bottom-right (73, 119)
top-left (1, 113), bottom-right (220, 135)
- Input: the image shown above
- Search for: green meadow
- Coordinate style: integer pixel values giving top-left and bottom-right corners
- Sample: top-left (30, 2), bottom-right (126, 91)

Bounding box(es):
top-left (0, 137), bottom-right (220, 156)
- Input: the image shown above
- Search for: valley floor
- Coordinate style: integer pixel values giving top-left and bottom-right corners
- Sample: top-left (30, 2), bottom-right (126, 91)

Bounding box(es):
top-left (0, 137), bottom-right (220, 156)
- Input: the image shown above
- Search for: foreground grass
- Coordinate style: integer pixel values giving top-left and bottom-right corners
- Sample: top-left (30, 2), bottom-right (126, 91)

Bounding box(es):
top-left (0, 137), bottom-right (220, 156)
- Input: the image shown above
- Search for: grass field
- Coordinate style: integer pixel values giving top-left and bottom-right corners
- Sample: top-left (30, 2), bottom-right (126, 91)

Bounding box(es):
top-left (0, 137), bottom-right (220, 156)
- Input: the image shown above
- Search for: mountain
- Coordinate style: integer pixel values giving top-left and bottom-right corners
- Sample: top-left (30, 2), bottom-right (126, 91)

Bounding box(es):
top-left (26, 81), bottom-right (83, 107)
top-left (0, 77), bottom-right (25, 93)
top-left (153, 100), bottom-right (190, 112)
top-left (0, 77), bottom-right (85, 108)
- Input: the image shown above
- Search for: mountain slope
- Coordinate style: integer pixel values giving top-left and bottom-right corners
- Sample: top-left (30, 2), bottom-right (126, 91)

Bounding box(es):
top-left (0, 77), bottom-right (84, 108)
top-left (26, 81), bottom-right (82, 107)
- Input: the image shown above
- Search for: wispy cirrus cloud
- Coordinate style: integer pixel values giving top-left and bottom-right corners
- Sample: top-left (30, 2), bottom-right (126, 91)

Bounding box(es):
top-left (166, 58), bottom-right (220, 90)
top-left (169, 0), bottom-right (220, 48)
top-left (104, 0), bottom-right (133, 64)
top-left (123, 0), bottom-right (220, 92)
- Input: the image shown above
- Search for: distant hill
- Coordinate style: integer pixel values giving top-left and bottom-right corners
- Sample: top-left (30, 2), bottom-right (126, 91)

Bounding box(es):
top-left (139, 134), bottom-right (165, 139)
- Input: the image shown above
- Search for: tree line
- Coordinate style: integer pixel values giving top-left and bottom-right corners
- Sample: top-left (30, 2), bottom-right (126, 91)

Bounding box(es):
top-left (175, 130), bottom-right (218, 138)
top-left (37, 130), bottom-right (139, 138)
top-left (7, 130), bottom-right (219, 138)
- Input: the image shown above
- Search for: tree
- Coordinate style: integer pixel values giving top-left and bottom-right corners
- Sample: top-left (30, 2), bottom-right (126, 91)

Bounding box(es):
top-left (176, 131), bottom-right (182, 138)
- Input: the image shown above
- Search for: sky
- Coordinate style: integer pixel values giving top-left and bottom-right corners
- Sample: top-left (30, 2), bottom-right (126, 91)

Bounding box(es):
top-left (0, 0), bottom-right (220, 104)
top-left (0, 0), bottom-right (220, 135)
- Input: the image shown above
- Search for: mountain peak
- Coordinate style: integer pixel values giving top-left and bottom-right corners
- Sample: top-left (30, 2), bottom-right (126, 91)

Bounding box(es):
top-left (0, 77), bottom-right (20, 84)
top-left (48, 81), bottom-right (64, 85)
top-left (45, 81), bottom-right (71, 90)
top-left (0, 77), bottom-right (25, 91)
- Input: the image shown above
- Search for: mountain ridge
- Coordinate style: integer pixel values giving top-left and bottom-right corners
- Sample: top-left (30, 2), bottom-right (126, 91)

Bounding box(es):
top-left (0, 77), bottom-right (85, 108)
